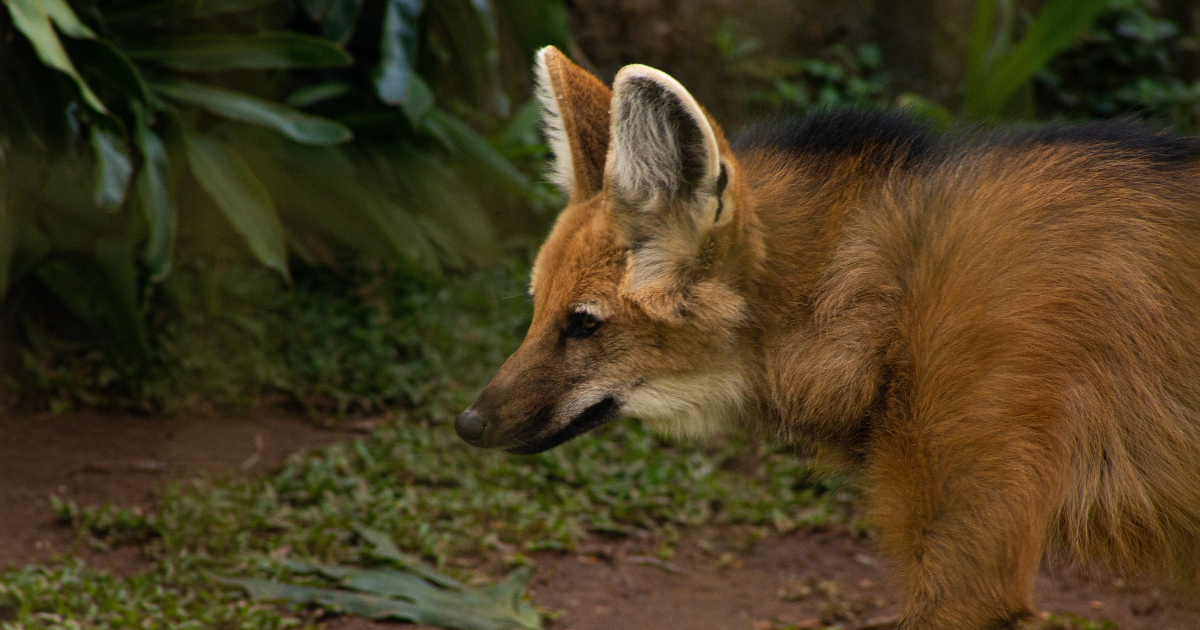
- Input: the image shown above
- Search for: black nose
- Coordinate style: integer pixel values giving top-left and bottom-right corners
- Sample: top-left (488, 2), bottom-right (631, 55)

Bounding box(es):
top-left (455, 407), bottom-right (487, 443)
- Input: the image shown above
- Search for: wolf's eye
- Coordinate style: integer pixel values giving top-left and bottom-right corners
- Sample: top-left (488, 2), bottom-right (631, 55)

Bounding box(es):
top-left (564, 311), bottom-right (603, 339)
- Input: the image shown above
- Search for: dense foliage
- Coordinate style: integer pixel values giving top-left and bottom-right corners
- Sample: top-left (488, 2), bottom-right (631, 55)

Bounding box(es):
top-left (1037, 0), bottom-right (1200, 127)
top-left (0, 0), bottom-right (569, 359)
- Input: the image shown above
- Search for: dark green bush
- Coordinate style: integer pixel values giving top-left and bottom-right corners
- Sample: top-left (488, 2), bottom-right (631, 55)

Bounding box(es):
top-left (0, 0), bottom-right (570, 360)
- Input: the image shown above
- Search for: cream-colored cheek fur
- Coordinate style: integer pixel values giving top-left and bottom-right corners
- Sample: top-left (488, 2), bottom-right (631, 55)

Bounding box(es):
top-left (620, 370), bottom-right (749, 438)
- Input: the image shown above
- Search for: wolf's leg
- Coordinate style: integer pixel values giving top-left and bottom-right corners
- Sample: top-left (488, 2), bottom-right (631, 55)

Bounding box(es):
top-left (864, 412), bottom-right (1063, 630)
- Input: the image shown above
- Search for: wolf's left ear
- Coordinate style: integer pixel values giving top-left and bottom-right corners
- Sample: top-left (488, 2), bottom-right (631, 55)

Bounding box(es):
top-left (535, 46), bottom-right (612, 202)
top-left (607, 65), bottom-right (723, 206)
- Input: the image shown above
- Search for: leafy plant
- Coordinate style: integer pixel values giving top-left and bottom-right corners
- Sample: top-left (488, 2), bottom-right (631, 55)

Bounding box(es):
top-left (1036, 0), bottom-right (1200, 129)
top-left (0, 0), bottom-right (570, 359)
top-left (715, 18), bottom-right (890, 113)
top-left (896, 0), bottom-right (1111, 123)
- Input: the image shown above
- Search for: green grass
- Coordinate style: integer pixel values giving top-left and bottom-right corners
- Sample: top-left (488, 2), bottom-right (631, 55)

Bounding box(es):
top-left (1, 262), bottom-right (847, 628)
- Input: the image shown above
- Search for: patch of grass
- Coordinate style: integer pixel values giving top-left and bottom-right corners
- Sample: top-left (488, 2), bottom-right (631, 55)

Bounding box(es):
top-left (7, 262), bottom-right (848, 628)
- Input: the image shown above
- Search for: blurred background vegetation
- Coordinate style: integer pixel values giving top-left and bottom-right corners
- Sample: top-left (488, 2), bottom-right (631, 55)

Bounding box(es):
top-left (1, 0), bottom-right (1198, 415)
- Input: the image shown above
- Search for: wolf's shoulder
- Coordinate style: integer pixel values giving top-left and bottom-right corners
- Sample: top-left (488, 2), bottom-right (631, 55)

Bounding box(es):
top-left (732, 108), bottom-right (1200, 170)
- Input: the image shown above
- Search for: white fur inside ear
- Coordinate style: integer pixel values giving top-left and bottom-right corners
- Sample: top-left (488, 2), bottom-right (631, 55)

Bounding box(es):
top-left (608, 65), bottom-right (720, 203)
top-left (534, 47), bottom-right (574, 195)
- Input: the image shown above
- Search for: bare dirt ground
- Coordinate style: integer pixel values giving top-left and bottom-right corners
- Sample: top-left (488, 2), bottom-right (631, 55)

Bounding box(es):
top-left (2, 410), bottom-right (1197, 630)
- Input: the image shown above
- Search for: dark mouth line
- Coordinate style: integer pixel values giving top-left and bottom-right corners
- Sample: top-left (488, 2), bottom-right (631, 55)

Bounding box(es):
top-left (506, 397), bottom-right (619, 455)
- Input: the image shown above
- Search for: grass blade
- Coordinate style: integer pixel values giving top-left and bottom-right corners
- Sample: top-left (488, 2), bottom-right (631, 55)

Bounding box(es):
top-left (183, 131), bottom-right (289, 280)
top-left (156, 80), bottom-right (352, 144)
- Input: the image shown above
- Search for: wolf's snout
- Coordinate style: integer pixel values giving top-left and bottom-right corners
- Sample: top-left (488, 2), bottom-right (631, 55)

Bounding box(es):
top-left (455, 407), bottom-right (488, 444)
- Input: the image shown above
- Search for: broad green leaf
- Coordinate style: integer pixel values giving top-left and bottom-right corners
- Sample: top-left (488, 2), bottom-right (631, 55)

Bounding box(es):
top-left (373, 0), bottom-right (422, 105)
top-left (183, 132), bottom-right (289, 279)
top-left (132, 103), bottom-right (174, 280)
top-left (963, 0), bottom-right (1108, 120)
top-left (229, 128), bottom-right (429, 267)
top-left (105, 0), bottom-right (274, 27)
top-left (354, 525), bottom-right (464, 590)
top-left (429, 0), bottom-right (507, 115)
top-left (498, 98), bottom-right (543, 147)
top-left (72, 38), bottom-right (150, 102)
top-left (423, 109), bottom-right (528, 194)
top-left (89, 124), bottom-right (133, 212)
top-left (400, 75), bottom-right (434, 124)
top-left (368, 142), bottom-right (499, 266)
top-left (4, 0), bottom-right (107, 113)
top-left (218, 578), bottom-right (426, 621)
top-left (286, 81), bottom-right (352, 108)
top-left (225, 557), bottom-right (542, 630)
top-left (320, 0), bottom-right (367, 44)
top-left (41, 0), bottom-right (94, 38)
top-left (127, 32), bottom-right (352, 72)
top-left (492, 0), bottom-right (571, 56)
top-left (155, 80), bottom-right (352, 144)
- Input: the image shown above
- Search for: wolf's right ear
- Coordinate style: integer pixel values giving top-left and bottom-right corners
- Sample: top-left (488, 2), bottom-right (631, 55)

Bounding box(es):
top-left (535, 46), bottom-right (612, 202)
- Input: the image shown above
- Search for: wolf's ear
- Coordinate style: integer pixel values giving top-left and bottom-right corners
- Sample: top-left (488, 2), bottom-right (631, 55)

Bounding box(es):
top-left (535, 46), bottom-right (612, 201)
top-left (607, 65), bottom-right (722, 205)
top-left (605, 66), bottom-right (740, 325)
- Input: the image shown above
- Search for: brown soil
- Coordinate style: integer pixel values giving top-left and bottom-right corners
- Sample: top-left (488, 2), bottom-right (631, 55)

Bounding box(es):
top-left (1, 409), bottom-right (1197, 630)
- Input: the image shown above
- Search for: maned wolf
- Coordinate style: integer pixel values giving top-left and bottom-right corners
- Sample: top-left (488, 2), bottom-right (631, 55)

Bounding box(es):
top-left (455, 46), bottom-right (1200, 629)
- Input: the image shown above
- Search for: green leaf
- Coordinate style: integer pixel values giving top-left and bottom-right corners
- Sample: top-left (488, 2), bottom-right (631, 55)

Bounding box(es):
top-left (373, 0), bottom-right (423, 106)
top-left (319, 0), bottom-right (367, 45)
top-left (132, 103), bottom-right (174, 280)
top-left (962, 0), bottom-right (1109, 120)
top-left (41, 0), bottom-right (94, 38)
top-left (423, 109), bottom-right (528, 194)
top-left (229, 129), bottom-right (430, 267)
top-left (223, 558), bottom-right (542, 630)
top-left (72, 38), bottom-right (151, 102)
top-left (498, 98), bottom-right (544, 147)
top-left (492, 0), bottom-right (571, 56)
top-left (3, 0), bottom-right (107, 113)
top-left (286, 81), bottom-right (352, 108)
top-left (354, 525), bottom-right (464, 590)
top-left (89, 124), bottom-right (133, 212)
top-left (126, 32), bottom-right (352, 72)
top-left (155, 80), bottom-right (352, 144)
top-left (429, 0), bottom-right (507, 115)
top-left (218, 578), bottom-right (427, 622)
top-left (183, 132), bottom-right (289, 280)
top-left (400, 75), bottom-right (434, 124)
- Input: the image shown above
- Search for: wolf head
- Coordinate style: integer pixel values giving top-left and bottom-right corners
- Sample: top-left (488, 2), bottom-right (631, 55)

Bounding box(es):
top-left (456, 47), bottom-right (761, 454)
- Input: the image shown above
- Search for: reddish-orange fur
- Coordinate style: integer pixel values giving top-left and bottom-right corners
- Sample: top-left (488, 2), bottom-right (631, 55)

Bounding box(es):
top-left (459, 49), bottom-right (1200, 629)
